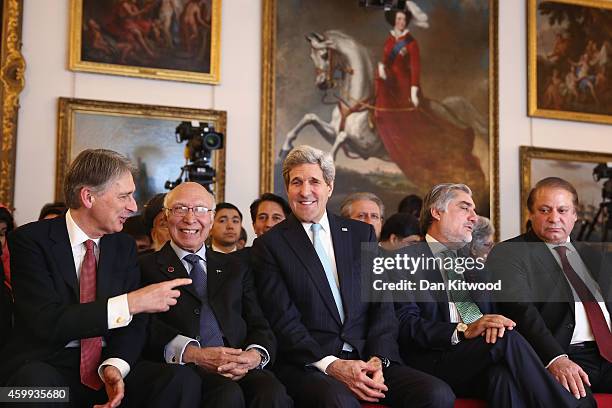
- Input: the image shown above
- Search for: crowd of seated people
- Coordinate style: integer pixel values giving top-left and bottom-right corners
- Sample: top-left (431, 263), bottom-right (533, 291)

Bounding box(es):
top-left (0, 145), bottom-right (610, 408)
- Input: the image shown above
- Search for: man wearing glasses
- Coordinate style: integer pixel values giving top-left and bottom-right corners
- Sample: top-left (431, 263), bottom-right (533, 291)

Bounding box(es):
top-left (139, 182), bottom-right (291, 408)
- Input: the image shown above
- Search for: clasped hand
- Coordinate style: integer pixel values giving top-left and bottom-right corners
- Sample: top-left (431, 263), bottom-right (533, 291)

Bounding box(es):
top-left (326, 357), bottom-right (388, 403)
top-left (184, 346), bottom-right (261, 381)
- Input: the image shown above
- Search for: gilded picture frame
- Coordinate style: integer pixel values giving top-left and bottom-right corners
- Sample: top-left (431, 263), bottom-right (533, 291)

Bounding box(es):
top-left (57, 98), bottom-right (226, 209)
top-left (528, 0), bottom-right (612, 124)
top-left (260, 0), bottom-right (499, 229)
top-left (519, 146), bottom-right (612, 238)
top-left (69, 0), bottom-right (221, 84)
top-left (0, 0), bottom-right (25, 208)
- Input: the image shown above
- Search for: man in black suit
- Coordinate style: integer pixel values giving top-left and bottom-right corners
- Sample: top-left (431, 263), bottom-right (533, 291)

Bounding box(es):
top-left (1, 149), bottom-right (199, 407)
top-left (251, 145), bottom-right (455, 408)
top-left (487, 177), bottom-right (612, 407)
top-left (140, 181), bottom-right (291, 408)
top-left (394, 183), bottom-right (579, 407)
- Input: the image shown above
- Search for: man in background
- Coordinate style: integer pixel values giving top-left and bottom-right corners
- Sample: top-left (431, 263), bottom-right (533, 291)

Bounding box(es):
top-left (250, 193), bottom-right (291, 237)
top-left (340, 192), bottom-right (384, 239)
top-left (209, 202), bottom-right (242, 253)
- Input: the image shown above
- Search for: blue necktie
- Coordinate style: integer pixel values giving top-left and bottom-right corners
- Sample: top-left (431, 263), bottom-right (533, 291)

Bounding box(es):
top-left (311, 223), bottom-right (345, 323)
top-left (183, 254), bottom-right (224, 347)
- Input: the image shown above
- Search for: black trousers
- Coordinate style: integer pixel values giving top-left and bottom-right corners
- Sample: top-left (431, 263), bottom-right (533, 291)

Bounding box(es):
top-left (4, 349), bottom-right (201, 408)
top-left (193, 366), bottom-right (292, 408)
top-left (410, 330), bottom-right (581, 408)
top-left (274, 361), bottom-right (455, 408)
top-left (569, 342), bottom-right (612, 407)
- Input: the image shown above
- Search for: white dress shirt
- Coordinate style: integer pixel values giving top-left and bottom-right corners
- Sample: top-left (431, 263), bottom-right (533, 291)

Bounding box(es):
top-left (301, 212), bottom-right (353, 374)
top-left (425, 234), bottom-right (462, 345)
top-left (545, 238), bottom-right (612, 343)
top-left (64, 210), bottom-right (132, 379)
top-left (163, 241), bottom-right (269, 368)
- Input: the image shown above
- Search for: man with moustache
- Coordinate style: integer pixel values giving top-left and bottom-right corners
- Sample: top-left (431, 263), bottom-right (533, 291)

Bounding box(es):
top-left (251, 145), bottom-right (454, 408)
top-left (394, 183), bottom-right (579, 407)
top-left (140, 182), bottom-right (291, 408)
top-left (1, 149), bottom-right (197, 408)
top-left (487, 177), bottom-right (612, 407)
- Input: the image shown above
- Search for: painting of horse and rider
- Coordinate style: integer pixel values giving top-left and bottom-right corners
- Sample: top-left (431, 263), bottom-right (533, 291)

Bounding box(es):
top-left (261, 0), bottom-right (498, 219)
top-left (529, 0), bottom-right (612, 125)
top-left (69, 0), bottom-right (221, 83)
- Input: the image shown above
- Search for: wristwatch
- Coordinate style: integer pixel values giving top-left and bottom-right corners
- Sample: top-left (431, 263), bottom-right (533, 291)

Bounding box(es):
top-left (456, 323), bottom-right (468, 341)
top-left (373, 355), bottom-right (391, 368)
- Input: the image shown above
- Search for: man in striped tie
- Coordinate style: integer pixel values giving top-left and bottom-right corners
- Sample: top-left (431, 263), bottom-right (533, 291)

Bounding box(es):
top-left (395, 182), bottom-right (580, 408)
top-left (488, 177), bottom-right (612, 407)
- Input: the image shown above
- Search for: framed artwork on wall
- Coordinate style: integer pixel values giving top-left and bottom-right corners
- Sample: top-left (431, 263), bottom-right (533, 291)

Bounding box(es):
top-left (519, 146), bottom-right (612, 239)
top-left (260, 0), bottom-right (499, 226)
top-left (69, 0), bottom-right (221, 84)
top-left (528, 0), bottom-right (612, 124)
top-left (56, 98), bottom-right (226, 210)
top-left (0, 0), bottom-right (25, 208)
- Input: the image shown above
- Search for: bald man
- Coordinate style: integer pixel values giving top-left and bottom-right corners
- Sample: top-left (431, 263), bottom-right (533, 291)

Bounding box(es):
top-left (140, 182), bottom-right (291, 408)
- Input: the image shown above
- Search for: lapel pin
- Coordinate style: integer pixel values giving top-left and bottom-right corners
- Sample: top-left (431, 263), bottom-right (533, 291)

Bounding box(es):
top-left (216, 269), bottom-right (222, 274)
top-left (342, 227), bottom-right (348, 232)
top-left (167, 266), bottom-right (174, 273)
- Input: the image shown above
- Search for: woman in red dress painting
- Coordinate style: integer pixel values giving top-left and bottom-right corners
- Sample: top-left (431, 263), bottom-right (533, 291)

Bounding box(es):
top-left (375, 2), bottom-right (487, 210)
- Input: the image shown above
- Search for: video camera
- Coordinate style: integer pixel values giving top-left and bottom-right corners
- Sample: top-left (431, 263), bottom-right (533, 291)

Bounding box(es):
top-left (358, 0), bottom-right (403, 10)
top-left (165, 121), bottom-right (224, 192)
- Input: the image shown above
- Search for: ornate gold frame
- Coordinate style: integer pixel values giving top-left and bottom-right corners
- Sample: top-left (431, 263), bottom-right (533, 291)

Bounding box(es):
top-left (69, 0), bottom-right (222, 84)
top-left (0, 0), bottom-right (25, 207)
top-left (259, 0), bottom-right (500, 234)
top-left (56, 97), bottom-right (227, 202)
top-left (528, 0), bottom-right (612, 124)
top-left (519, 146), bottom-right (612, 231)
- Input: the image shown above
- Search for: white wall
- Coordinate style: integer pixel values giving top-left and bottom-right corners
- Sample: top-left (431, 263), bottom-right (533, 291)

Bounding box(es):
top-left (12, 0), bottom-right (612, 241)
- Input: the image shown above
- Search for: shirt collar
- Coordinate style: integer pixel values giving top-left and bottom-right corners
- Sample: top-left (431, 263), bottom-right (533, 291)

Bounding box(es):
top-left (425, 233), bottom-right (452, 256)
top-left (65, 209), bottom-right (101, 248)
top-left (545, 236), bottom-right (573, 252)
top-left (211, 243), bottom-right (236, 253)
top-left (170, 240), bottom-right (207, 262)
top-left (301, 211), bottom-right (330, 234)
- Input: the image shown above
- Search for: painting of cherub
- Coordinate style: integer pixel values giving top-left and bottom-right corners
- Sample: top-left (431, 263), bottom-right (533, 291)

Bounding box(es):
top-left (69, 0), bottom-right (221, 84)
top-left (529, 0), bottom-right (612, 124)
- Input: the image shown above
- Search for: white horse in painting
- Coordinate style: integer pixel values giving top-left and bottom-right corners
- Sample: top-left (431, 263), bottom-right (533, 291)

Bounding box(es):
top-left (278, 30), bottom-right (487, 163)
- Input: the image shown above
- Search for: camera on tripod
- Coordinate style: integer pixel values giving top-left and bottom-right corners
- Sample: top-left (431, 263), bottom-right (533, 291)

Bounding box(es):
top-left (165, 121), bottom-right (224, 192)
top-left (579, 163), bottom-right (612, 241)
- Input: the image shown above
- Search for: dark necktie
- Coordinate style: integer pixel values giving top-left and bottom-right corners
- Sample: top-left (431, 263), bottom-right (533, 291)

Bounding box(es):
top-left (80, 240), bottom-right (103, 390)
top-left (554, 246), bottom-right (612, 362)
top-left (183, 254), bottom-right (224, 347)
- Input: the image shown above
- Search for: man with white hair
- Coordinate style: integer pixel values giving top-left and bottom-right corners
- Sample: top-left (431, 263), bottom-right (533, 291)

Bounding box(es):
top-left (252, 145), bottom-right (455, 408)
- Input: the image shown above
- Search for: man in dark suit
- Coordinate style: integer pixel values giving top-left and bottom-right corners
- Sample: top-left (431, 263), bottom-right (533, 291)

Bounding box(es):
top-left (140, 181), bottom-right (291, 408)
top-left (487, 177), bottom-right (612, 407)
top-left (1, 149), bottom-right (199, 407)
top-left (394, 183), bottom-right (579, 407)
top-left (251, 145), bottom-right (455, 408)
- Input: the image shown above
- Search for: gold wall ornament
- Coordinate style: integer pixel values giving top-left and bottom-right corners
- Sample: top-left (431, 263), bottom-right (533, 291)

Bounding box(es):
top-left (0, 0), bottom-right (25, 208)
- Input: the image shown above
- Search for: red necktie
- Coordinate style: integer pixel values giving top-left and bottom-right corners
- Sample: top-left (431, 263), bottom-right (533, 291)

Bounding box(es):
top-left (554, 246), bottom-right (612, 362)
top-left (80, 240), bottom-right (103, 390)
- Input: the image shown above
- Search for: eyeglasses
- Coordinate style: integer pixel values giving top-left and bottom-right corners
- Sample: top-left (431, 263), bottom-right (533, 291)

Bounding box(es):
top-left (164, 206), bottom-right (212, 217)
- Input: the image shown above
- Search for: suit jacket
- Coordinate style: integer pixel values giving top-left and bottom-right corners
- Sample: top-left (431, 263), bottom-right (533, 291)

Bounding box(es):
top-left (486, 230), bottom-right (612, 364)
top-left (0, 216), bottom-right (147, 383)
top-left (139, 242), bottom-right (275, 363)
top-left (394, 242), bottom-right (494, 367)
top-left (250, 212), bottom-right (402, 368)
